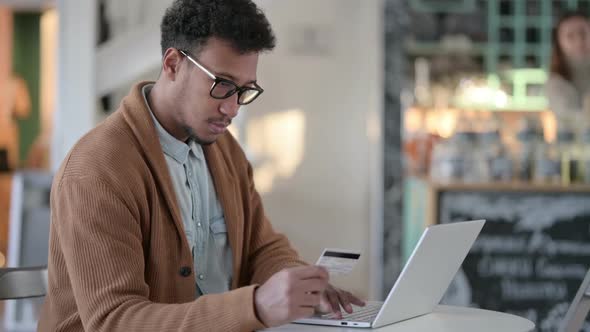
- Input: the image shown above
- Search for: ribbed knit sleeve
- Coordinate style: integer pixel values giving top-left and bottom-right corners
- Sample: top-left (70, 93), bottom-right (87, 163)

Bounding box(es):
top-left (50, 174), bottom-right (265, 332)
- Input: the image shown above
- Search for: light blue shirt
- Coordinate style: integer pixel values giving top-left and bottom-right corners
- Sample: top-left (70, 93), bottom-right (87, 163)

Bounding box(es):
top-left (143, 84), bottom-right (233, 297)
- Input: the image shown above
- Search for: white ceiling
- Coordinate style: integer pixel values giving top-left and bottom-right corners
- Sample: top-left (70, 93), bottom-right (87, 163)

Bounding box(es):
top-left (0, 0), bottom-right (55, 11)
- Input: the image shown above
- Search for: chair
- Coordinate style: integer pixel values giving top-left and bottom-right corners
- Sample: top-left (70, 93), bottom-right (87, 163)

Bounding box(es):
top-left (559, 268), bottom-right (590, 332)
top-left (4, 171), bottom-right (52, 330)
top-left (0, 266), bottom-right (47, 300)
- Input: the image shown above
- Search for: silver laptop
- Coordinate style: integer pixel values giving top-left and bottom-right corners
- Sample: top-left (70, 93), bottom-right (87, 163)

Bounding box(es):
top-left (559, 266), bottom-right (590, 332)
top-left (294, 220), bottom-right (486, 329)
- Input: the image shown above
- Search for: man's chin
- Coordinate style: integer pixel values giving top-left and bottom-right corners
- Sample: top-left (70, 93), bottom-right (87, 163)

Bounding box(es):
top-left (191, 132), bottom-right (220, 146)
top-left (183, 126), bottom-right (219, 145)
top-left (192, 135), bottom-right (217, 146)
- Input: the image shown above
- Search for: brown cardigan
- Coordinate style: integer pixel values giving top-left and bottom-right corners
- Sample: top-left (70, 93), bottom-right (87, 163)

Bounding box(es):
top-left (38, 82), bottom-right (305, 332)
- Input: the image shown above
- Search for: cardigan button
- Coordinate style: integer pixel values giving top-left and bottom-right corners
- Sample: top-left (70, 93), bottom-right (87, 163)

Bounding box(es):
top-left (179, 266), bottom-right (192, 277)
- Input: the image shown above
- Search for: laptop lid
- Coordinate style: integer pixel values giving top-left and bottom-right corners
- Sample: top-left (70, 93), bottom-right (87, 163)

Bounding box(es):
top-left (559, 267), bottom-right (590, 332)
top-left (373, 220), bottom-right (485, 328)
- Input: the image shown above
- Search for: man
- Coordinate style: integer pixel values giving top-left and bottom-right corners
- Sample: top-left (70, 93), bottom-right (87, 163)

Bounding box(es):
top-left (38, 1), bottom-right (364, 331)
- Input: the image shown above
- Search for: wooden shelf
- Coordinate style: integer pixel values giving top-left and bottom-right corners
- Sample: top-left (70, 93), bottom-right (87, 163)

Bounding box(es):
top-left (427, 179), bottom-right (590, 193)
top-left (407, 175), bottom-right (590, 193)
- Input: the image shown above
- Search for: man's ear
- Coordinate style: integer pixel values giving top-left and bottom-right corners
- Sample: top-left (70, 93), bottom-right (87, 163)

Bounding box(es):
top-left (162, 48), bottom-right (182, 82)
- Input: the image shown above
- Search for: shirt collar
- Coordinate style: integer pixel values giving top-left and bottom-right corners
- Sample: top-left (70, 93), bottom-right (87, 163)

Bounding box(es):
top-left (188, 139), bottom-right (205, 160)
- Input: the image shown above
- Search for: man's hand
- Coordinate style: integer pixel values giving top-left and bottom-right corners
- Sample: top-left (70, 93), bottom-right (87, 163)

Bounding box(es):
top-left (317, 284), bottom-right (366, 319)
top-left (254, 266), bottom-right (329, 327)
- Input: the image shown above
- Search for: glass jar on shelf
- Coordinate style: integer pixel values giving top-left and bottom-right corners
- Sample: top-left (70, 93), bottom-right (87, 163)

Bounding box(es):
top-left (480, 130), bottom-right (513, 182)
top-left (430, 129), bottom-right (488, 183)
top-left (429, 134), bottom-right (465, 183)
top-left (533, 138), bottom-right (562, 185)
top-left (430, 110), bottom-right (467, 183)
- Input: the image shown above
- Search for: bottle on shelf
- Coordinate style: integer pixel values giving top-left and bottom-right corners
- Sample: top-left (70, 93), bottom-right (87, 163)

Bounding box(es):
top-left (533, 136), bottom-right (562, 185)
top-left (430, 110), bottom-right (487, 183)
top-left (575, 105), bottom-right (590, 184)
top-left (429, 132), bottom-right (465, 183)
top-left (514, 116), bottom-right (543, 182)
top-left (479, 114), bottom-right (512, 182)
top-left (458, 130), bottom-right (483, 183)
top-left (429, 111), bottom-right (465, 183)
top-left (557, 127), bottom-right (579, 186)
top-left (578, 126), bottom-right (590, 184)
top-left (532, 117), bottom-right (578, 185)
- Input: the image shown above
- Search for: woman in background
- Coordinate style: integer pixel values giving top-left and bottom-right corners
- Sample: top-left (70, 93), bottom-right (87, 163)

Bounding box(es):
top-left (546, 12), bottom-right (590, 125)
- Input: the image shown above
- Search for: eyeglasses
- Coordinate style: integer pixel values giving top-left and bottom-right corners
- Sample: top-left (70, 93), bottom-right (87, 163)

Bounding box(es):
top-left (179, 50), bottom-right (264, 105)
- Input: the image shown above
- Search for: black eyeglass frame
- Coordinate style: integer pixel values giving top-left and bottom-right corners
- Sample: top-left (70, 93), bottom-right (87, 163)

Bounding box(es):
top-left (178, 49), bottom-right (264, 105)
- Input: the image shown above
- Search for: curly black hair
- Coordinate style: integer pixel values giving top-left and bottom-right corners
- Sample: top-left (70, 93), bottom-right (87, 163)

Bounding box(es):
top-left (160, 0), bottom-right (276, 56)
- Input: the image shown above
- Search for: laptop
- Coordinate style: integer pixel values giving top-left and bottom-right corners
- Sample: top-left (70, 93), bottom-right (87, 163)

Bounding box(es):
top-left (294, 219), bottom-right (486, 329)
top-left (559, 266), bottom-right (590, 332)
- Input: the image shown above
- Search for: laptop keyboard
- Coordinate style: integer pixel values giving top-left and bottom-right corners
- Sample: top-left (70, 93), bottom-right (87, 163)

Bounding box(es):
top-left (321, 302), bottom-right (383, 323)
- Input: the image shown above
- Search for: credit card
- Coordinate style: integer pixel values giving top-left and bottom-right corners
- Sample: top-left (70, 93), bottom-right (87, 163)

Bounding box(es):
top-left (315, 248), bottom-right (361, 276)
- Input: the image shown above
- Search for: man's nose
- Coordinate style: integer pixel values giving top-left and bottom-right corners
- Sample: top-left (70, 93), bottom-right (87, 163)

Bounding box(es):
top-left (219, 94), bottom-right (240, 118)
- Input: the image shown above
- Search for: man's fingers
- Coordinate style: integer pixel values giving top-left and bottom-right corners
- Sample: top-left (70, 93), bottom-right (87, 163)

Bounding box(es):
top-left (300, 278), bottom-right (328, 294)
top-left (301, 292), bottom-right (322, 307)
top-left (337, 290), bottom-right (353, 314)
top-left (326, 290), bottom-right (342, 318)
top-left (349, 293), bottom-right (366, 307)
top-left (291, 266), bottom-right (329, 281)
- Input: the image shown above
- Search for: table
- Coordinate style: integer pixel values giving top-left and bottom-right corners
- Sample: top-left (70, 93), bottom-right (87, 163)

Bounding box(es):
top-left (262, 305), bottom-right (535, 332)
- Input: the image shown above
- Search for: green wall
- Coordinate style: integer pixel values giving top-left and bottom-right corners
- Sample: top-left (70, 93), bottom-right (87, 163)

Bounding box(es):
top-left (12, 13), bottom-right (41, 167)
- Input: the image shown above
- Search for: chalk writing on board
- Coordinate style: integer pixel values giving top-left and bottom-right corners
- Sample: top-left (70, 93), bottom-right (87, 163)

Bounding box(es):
top-left (535, 258), bottom-right (587, 279)
top-left (438, 193), bottom-right (590, 231)
top-left (501, 279), bottom-right (568, 301)
top-left (471, 235), bottom-right (527, 253)
top-left (477, 256), bottom-right (533, 278)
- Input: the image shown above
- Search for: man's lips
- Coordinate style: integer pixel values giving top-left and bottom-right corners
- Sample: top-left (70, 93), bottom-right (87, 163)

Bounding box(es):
top-left (208, 121), bottom-right (229, 134)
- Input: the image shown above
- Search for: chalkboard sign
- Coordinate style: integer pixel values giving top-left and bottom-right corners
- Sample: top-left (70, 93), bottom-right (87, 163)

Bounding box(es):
top-left (438, 191), bottom-right (590, 332)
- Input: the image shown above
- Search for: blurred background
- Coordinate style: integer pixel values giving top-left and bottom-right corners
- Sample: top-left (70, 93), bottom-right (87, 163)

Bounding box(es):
top-left (0, 0), bottom-right (590, 331)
